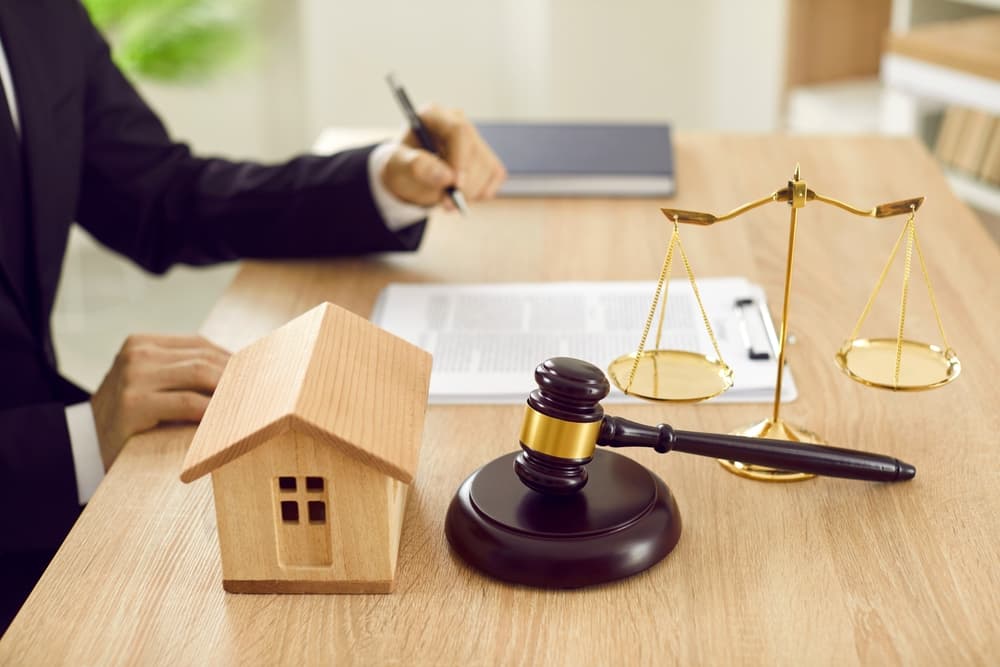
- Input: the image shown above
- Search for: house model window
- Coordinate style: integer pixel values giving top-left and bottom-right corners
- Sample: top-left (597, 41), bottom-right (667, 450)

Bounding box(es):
top-left (277, 476), bottom-right (327, 524)
top-left (274, 476), bottom-right (331, 567)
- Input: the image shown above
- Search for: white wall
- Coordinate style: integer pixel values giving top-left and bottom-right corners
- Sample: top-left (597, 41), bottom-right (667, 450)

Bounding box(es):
top-left (134, 0), bottom-right (789, 161)
top-left (298, 0), bottom-right (787, 138)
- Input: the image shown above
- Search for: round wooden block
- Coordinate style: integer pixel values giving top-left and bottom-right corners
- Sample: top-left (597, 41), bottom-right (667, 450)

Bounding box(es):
top-left (445, 449), bottom-right (682, 588)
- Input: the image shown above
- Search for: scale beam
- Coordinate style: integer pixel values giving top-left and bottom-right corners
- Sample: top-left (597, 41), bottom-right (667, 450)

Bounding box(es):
top-left (663, 192), bottom-right (924, 226)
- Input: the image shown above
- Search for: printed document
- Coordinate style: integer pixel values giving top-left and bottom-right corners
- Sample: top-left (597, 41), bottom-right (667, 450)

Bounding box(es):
top-left (371, 278), bottom-right (797, 404)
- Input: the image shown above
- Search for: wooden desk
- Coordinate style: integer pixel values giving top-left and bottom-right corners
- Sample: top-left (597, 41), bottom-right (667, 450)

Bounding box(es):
top-left (3, 135), bottom-right (998, 665)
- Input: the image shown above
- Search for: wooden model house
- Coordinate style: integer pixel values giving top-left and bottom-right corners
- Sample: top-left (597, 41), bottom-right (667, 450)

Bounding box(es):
top-left (180, 302), bottom-right (432, 594)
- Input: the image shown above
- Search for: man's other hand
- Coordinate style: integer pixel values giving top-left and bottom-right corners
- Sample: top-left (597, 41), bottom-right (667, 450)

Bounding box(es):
top-left (381, 105), bottom-right (507, 209)
top-left (91, 334), bottom-right (230, 470)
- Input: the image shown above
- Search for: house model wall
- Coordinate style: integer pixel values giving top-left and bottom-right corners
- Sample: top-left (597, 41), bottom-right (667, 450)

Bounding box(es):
top-left (180, 302), bottom-right (432, 594)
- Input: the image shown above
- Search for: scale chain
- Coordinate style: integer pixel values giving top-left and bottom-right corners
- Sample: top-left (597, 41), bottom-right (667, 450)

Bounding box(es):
top-left (625, 218), bottom-right (728, 395)
top-left (895, 218), bottom-right (916, 387)
top-left (677, 232), bottom-right (726, 365)
top-left (625, 223), bottom-right (678, 393)
top-left (848, 213), bottom-right (911, 342)
top-left (846, 206), bottom-right (949, 388)
top-left (911, 223), bottom-right (952, 353)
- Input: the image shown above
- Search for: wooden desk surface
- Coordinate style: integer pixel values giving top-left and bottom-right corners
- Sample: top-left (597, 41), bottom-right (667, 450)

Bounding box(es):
top-left (3, 135), bottom-right (999, 665)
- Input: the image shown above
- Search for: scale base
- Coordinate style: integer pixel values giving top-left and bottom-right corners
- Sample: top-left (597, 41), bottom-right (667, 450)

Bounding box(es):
top-left (445, 449), bottom-right (682, 588)
top-left (719, 418), bottom-right (824, 482)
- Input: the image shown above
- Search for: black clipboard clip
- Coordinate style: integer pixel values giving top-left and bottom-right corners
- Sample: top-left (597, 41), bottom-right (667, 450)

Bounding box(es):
top-left (734, 298), bottom-right (772, 360)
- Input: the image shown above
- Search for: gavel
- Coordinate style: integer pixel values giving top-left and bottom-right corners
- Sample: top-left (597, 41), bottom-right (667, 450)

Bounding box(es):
top-left (514, 357), bottom-right (916, 494)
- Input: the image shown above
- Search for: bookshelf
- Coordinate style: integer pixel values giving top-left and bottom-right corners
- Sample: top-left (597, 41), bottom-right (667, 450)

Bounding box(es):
top-left (881, 6), bottom-right (1000, 214)
top-left (783, 1), bottom-right (1000, 215)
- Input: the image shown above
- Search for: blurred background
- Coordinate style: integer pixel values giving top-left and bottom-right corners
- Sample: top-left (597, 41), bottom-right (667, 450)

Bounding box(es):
top-left (54, 0), bottom-right (1000, 391)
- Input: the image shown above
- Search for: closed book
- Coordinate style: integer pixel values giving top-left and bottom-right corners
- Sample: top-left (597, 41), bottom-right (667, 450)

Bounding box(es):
top-left (952, 109), bottom-right (993, 175)
top-left (934, 106), bottom-right (967, 167)
top-left (977, 117), bottom-right (1000, 186)
top-left (474, 122), bottom-right (675, 197)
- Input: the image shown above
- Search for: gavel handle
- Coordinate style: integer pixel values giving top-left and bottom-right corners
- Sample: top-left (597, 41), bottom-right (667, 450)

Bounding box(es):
top-left (598, 416), bottom-right (915, 482)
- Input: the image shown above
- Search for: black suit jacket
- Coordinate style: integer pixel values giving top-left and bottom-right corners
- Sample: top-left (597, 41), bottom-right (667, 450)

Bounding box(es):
top-left (0, 0), bottom-right (426, 554)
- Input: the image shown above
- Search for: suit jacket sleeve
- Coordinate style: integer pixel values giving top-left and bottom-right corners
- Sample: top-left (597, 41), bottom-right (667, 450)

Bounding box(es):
top-left (71, 4), bottom-right (425, 275)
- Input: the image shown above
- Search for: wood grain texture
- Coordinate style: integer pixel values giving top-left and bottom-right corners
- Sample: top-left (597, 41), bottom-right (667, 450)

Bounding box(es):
top-left (181, 301), bottom-right (425, 592)
top-left (885, 14), bottom-right (1000, 82)
top-left (785, 0), bottom-right (891, 89)
top-left (210, 431), bottom-right (402, 590)
top-left (2, 135), bottom-right (999, 665)
top-left (181, 301), bottom-right (432, 484)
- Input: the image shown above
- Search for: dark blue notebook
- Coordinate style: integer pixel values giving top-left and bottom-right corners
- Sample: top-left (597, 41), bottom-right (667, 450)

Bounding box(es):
top-left (475, 122), bottom-right (674, 197)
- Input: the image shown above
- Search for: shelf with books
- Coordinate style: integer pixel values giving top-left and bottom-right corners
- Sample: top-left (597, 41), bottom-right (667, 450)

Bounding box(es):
top-left (881, 12), bottom-right (1000, 213)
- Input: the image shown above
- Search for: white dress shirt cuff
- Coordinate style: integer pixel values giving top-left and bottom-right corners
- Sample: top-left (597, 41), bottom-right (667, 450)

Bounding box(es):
top-left (65, 402), bottom-right (105, 505)
top-left (367, 141), bottom-right (430, 230)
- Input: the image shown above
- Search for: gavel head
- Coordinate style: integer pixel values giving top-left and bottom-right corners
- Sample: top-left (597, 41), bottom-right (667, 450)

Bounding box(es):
top-left (514, 357), bottom-right (610, 495)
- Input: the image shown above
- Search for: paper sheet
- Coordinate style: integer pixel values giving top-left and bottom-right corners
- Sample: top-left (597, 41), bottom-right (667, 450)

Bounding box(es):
top-left (371, 278), bottom-right (797, 404)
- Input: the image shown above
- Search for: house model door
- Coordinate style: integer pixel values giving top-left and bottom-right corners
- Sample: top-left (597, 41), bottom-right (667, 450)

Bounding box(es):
top-left (274, 475), bottom-right (333, 567)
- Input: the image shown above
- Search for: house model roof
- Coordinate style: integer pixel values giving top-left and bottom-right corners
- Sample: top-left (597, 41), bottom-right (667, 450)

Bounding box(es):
top-left (180, 302), bottom-right (432, 484)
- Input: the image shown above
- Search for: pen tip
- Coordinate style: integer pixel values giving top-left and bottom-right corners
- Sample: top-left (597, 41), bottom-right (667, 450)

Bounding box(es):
top-left (452, 190), bottom-right (469, 216)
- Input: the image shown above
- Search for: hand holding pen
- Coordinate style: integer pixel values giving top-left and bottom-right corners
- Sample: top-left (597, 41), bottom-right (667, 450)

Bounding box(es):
top-left (384, 73), bottom-right (506, 214)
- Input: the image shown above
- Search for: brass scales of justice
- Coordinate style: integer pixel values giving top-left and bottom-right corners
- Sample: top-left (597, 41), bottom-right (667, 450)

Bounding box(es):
top-left (606, 166), bottom-right (961, 482)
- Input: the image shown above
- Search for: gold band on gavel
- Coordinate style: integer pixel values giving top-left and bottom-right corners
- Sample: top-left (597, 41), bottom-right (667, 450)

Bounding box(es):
top-left (519, 405), bottom-right (601, 460)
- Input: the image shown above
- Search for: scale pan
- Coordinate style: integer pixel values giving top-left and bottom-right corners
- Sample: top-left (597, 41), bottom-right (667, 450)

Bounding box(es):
top-left (836, 338), bottom-right (960, 390)
top-left (608, 350), bottom-right (734, 402)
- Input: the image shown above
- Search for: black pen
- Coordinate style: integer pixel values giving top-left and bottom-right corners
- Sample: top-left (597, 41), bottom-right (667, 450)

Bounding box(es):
top-left (386, 73), bottom-right (469, 215)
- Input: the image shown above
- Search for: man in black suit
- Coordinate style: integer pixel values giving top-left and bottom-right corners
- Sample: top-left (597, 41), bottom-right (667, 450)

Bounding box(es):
top-left (0, 0), bottom-right (505, 631)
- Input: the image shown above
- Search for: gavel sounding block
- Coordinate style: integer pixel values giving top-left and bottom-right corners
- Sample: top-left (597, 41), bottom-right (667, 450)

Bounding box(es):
top-left (445, 449), bottom-right (681, 588)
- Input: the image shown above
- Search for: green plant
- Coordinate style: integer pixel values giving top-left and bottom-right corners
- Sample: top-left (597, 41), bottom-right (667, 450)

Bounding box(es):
top-left (82, 0), bottom-right (255, 82)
